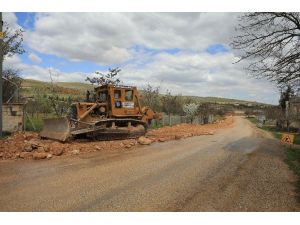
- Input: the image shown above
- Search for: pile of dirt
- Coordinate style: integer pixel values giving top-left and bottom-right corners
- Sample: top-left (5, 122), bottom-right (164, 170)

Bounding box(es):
top-left (147, 116), bottom-right (234, 141)
top-left (0, 133), bottom-right (138, 160)
top-left (0, 116), bottom-right (234, 161)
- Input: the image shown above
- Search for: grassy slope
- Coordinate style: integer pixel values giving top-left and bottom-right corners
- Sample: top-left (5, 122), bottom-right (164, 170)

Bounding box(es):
top-left (21, 79), bottom-right (270, 106)
top-left (21, 79), bottom-right (94, 98)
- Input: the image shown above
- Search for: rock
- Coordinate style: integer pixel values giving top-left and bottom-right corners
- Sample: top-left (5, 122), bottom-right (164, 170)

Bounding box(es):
top-left (137, 136), bottom-right (152, 145)
top-left (158, 138), bottom-right (166, 142)
top-left (19, 152), bottom-right (33, 159)
top-left (95, 146), bottom-right (102, 150)
top-left (175, 135), bottom-right (181, 140)
top-left (28, 140), bottom-right (40, 149)
top-left (208, 131), bottom-right (214, 135)
top-left (122, 140), bottom-right (135, 146)
top-left (46, 154), bottom-right (52, 159)
top-left (0, 152), bottom-right (4, 158)
top-left (15, 153), bottom-right (20, 158)
top-left (53, 148), bottom-right (64, 156)
top-left (183, 133), bottom-right (193, 138)
top-left (37, 146), bottom-right (46, 153)
top-left (72, 149), bottom-right (80, 155)
top-left (33, 152), bottom-right (48, 160)
top-left (23, 143), bottom-right (33, 152)
top-left (124, 144), bottom-right (132, 148)
top-left (158, 138), bottom-right (167, 142)
top-left (43, 145), bottom-right (50, 152)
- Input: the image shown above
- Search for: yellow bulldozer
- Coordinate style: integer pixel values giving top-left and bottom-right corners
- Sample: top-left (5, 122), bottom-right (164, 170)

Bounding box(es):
top-left (40, 84), bottom-right (161, 141)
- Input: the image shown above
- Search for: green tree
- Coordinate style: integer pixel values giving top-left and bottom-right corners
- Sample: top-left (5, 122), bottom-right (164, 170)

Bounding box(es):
top-left (1, 22), bottom-right (25, 102)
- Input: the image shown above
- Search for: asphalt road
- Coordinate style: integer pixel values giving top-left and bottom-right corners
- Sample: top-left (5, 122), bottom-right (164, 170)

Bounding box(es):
top-left (0, 117), bottom-right (299, 211)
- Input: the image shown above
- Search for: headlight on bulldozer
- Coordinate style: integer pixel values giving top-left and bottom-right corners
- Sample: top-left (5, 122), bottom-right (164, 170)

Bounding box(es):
top-left (100, 106), bottom-right (106, 113)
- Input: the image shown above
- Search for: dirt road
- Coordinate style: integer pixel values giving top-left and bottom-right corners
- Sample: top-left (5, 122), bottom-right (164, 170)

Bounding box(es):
top-left (0, 117), bottom-right (299, 211)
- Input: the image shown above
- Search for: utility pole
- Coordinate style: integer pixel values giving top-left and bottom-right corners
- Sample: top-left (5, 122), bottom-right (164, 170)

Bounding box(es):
top-left (0, 12), bottom-right (3, 137)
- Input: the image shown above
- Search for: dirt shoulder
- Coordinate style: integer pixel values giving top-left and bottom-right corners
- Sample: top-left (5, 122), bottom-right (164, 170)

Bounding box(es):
top-left (0, 116), bottom-right (234, 161)
top-left (0, 117), bottom-right (298, 211)
top-left (178, 119), bottom-right (300, 211)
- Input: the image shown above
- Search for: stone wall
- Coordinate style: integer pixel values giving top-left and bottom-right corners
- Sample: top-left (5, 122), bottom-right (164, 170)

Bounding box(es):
top-left (2, 103), bottom-right (25, 132)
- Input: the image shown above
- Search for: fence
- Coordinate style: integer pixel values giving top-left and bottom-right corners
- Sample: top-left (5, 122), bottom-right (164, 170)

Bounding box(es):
top-left (151, 114), bottom-right (215, 127)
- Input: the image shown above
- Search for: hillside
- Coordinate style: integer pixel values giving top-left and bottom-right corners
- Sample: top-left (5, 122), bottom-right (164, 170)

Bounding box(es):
top-left (21, 79), bottom-right (94, 99)
top-left (21, 79), bottom-right (270, 106)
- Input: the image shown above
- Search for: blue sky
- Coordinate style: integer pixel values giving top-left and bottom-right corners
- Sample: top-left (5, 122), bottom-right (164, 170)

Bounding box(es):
top-left (3, 12), bottom-right (279, 104)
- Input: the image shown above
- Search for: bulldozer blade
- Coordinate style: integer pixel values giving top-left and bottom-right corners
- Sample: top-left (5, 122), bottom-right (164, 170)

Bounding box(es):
top-left (40, 117), bottom-right (71, 142)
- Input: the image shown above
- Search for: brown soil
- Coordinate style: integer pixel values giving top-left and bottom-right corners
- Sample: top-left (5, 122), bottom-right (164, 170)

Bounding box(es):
top-left (0, 117), bottom-right (234, 161)
top-left (147, 116), bottom-right (234, 141)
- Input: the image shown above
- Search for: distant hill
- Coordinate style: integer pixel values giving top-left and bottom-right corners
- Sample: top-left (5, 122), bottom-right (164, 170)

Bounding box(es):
top-left (21, 79), bottom-right (271, 106)
top-left (21, 79), bottom-right (94, 99)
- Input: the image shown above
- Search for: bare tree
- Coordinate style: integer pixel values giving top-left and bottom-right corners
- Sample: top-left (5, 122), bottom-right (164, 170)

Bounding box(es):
top-left (278, 85), bottom-right (295, 130)
top-left (244, 108), bottom-right (254, 118)
top-left (232, 13), bottom-right (300, 88)
top-left (47, 69), bottom-right (70, 117)
top-left (2, 68), bottom-right (22, 102)
top-left (140, 84), bottom-right (161, 112)
top-left (161, 90), bottom-right (183, 125)
top-left (86, 67), bottom-right (121, 86)
top-left (197, 103), bottom-right (215, 124)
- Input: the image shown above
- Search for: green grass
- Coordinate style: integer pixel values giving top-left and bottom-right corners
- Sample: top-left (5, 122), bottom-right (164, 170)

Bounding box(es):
top-left (21, 79), bottom-right (93, 99)
top-left (246, 117), bottom-right (300, 145)
top-left (150, 122), bottom-right (164, 129)
top-left (246, 116), bottom-right (258, 124)
top-left (24, 115), bottom-right (46, 132)
top-left (212, 115), bottom-right (226, 122)
top-left (247, 116), bottom-right (300, 200)
top-left (284, 147), bottom-right (300, 201)
top-left (0, 131), bottom-right (12, 138)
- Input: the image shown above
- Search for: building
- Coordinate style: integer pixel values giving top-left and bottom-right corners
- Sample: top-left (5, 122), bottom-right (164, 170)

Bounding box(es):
top-left (290, 96), bottom-right (300, 130)
top-left (2, 103), bottom-right (25, 133)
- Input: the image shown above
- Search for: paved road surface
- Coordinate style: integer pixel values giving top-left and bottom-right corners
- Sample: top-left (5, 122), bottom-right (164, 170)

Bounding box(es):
top-left (0, 117), bottom-right (299, 211)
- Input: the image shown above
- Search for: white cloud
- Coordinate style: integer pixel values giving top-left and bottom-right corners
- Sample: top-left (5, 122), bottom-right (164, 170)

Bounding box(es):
top-left (3, 12), bottom-right (20, 29)
top-left (25, 13), bottom-right (239, 65)
top-left (3, 52), bottom-right (279, 104)
top-left (28, 53), bottom-right (42, 64)
top-left (3, 13), bottom-right (280, 104)
top-left (4, 55), bottom-right (87, 83)
top-left (120, 51), bottom-right (279, 104)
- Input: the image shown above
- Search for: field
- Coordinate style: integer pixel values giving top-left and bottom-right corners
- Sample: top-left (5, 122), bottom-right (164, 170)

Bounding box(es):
top-left (21, 79), bottom-right (94, 99)
top-left (21, 79), bottom-right (270, 106)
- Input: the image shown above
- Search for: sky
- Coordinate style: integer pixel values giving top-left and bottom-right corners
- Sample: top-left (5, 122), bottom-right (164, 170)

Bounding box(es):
top-left (3, 12), bottom-right (280, 104)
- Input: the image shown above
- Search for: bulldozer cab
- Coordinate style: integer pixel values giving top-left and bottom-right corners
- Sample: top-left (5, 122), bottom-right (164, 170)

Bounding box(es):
top-left (95, 84), bottom-right (142, 117)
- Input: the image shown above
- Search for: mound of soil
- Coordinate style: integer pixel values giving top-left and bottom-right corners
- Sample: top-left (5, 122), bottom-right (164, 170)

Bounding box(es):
top-left (0, 117), bottom-right (234, 161)
top-left (147, 116), bottom-right (234, 141)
